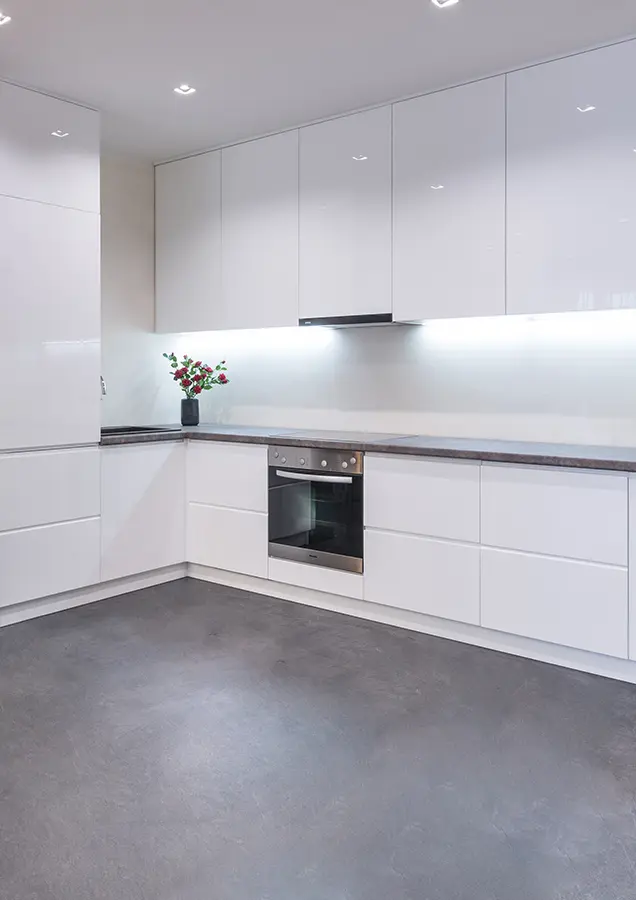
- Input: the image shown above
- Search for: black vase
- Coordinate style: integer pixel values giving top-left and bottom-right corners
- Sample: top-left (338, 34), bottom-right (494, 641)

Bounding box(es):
top-left (181, 398), bottom-right (199, 427)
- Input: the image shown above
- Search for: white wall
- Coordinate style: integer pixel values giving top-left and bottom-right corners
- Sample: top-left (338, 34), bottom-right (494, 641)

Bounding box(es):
top-left (101, 156), bottom-right (636, 446)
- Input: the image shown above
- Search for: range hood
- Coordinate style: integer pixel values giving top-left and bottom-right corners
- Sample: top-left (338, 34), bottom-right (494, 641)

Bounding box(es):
top-left (299, 313), bottom-right (393, 328)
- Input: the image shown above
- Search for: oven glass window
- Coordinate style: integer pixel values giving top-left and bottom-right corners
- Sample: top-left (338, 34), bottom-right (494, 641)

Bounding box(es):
top-left (269, 468), bottom-right (363, 562)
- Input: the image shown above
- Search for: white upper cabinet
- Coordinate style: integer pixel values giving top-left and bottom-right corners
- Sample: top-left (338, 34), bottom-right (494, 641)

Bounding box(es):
top-left (222, 131), bottom-right (299, 330)
top-left (0, 81), bottom-right (99, 213)
top-left (299, 107), bottom-right (392, 321)
top-left (507, 40), bottom-right (636, 315)
top-left (155, 151), bottom-right (222, 333)
top-left (393, 77), bottom-right (506, 322)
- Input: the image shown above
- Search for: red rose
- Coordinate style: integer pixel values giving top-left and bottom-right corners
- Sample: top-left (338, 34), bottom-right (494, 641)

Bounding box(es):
top-left (206, 366), bottom-right (212, 373)
top-left (182, 379), bottom-right (192, 387)
top-left (193, 374), bottom-right (202, 382)
top-left (219, 373), bottom-right (227, 383)
top-left (193, 385), bottom-right (202, 394)
top-left (194, 361), bottom-right (202, 367)
top-left (221, 360), bottom-right (226, 364)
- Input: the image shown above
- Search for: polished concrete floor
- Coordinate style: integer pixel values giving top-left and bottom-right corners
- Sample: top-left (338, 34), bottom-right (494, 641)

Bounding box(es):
top-left (2, 580), bottom-right (636, 900)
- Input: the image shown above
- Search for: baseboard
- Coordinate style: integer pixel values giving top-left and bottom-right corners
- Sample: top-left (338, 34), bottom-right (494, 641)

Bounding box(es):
top-left (0, 565), bottom-right (187, 629)
top-left (188, 563), bottom-right (636, 685)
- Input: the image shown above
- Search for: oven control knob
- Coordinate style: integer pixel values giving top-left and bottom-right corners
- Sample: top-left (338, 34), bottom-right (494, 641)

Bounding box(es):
top-left (350, 457), bottom-right (357, 465)
top-left (299, 458), bottom-right (306, 466)
top-left (274, 451), bottom-right (279, 458)
top-left (321, 460), bottom-right (328, 468)
top-left (342, 461), bottom-right (348, 469)
top-left (281, 457), bottom-right (287, 464)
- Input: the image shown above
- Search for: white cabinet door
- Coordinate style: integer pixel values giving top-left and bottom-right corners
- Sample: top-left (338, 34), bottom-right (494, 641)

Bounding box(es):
top-left (222, 131), bottom-right (298, 329)
top-left (187, 442), bottom-right (268, 511)
top-left (393, 77), bottom-right (505, 322)
top-left (187, 504), bottom-right (268, 578)
top-left (0, 195), bottom-right (100, 450)
top-left (155, 152), bottom-right (222, 333)
top-left (0, 519), bottom-right (101, 609)
top-left (481, 464), bottom-right (627, 566)
top-left (101, 443), bottom-right (185, 582)
top-left (299, 107), bottom-right (391, 321)
top-left (481, 547), bottom-right (628, 658)
top-left (365, 529), bottom-right (480, 625)
top-left (268, 557), bottom-right (364, 600)
top-left (365, 454), bottom-right (480, 542)
top-left (0, 81), bottom-right (99, 213)
top-left (507, 41), bottom-right (636, 315)
top-left (0, 449), bottom-right (100, 532)
top-left (629, 477), bottom-right (636, 660)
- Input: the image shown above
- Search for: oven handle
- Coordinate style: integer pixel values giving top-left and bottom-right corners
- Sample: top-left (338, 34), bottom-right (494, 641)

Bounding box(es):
top-left (275, 469), bottom-right (354, 485)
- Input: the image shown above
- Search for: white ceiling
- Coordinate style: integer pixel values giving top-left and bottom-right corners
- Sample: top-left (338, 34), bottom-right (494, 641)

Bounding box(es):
top-left (1, 0), bottom-right (636, 161)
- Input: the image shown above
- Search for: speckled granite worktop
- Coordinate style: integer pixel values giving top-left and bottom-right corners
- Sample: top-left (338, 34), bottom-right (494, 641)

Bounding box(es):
top-left (100, 425), bottom-right (636, 472)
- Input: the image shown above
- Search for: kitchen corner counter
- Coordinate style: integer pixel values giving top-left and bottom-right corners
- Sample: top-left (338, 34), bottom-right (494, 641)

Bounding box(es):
top-left (100, 425), bottom-right (636, 472)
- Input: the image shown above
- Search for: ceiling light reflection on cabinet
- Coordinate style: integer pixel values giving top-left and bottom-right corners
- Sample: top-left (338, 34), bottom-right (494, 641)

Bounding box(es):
top-left (51, 130), bottom-right (69, 138)
top-left (0, 13), bottom-right (11, 25)
top-left (430, 184), bottom-right (445, 190)
top-left (174, 84), bottom-right (196, 95)
top-left (352, 155), bottom-right (368, 161)
top-left (576, 105), bottom-right (596, 112)
top-left (431, 0), bottom-right (460, 7)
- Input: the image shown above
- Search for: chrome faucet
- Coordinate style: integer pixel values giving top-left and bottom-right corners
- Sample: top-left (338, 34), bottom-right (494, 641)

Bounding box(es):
top-left (100, 376), bottom-right (107, 397)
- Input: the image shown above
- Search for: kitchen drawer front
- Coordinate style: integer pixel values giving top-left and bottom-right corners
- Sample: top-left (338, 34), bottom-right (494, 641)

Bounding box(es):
top-left (365, 454), bottom-right (480, 542)
top-left (481, 547), bottom-right (628, 658)
top-left (481, 464), bottom-right (627, 565)
top-left (268, 556), bottom-right (364, 600)
top-left (0, 518), bottom-right (101, 608)
top-left (365, 529), bottom-right (480, 625)
top-left (187, 442), bottom-right (267, 512)
top-left (0, 448), bottom-right (100, 533)
top-left (187, 503), bottom-right (268, 578)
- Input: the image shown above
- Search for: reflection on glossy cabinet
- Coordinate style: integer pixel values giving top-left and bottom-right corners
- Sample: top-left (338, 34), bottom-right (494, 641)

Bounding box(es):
top-left (155, 152), bottom-right (222, 333)
top-left (101, 444), bottom-right (185, 582)
top-left (299, 107), bottom-right (392, 320)
top-left (0, 195), bottom-right (100, 450)
top-left (0, 81), bottom-right (99, 213)
top-left (393, 77), bottom-right (505, 322)
top-left (507, 40), bottom-right (636, 315)
top-left (222, 131), bottom-right (298, 329)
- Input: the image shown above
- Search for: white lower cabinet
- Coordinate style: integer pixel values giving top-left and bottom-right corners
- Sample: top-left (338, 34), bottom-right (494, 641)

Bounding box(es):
top-left (0, 518), bottom-right (100, 609)
top-left (481, 547), bottom-right (628, 659)
top-left (187, 504), bottom-right (268, 578)
top-left (364, 529), bottom-right (480, 625)
top-left (628, 477), bottom-right (636, 660)
top-left (101, 443), bottom-right (185, 582)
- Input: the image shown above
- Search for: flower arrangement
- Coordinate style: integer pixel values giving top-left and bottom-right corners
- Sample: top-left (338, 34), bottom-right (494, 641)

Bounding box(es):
top-left (163, 352), bottom-right (229, 399)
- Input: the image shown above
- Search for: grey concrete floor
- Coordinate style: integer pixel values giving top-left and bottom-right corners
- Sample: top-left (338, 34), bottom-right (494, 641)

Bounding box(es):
top-left (1, 580), bottom-right (636, 900)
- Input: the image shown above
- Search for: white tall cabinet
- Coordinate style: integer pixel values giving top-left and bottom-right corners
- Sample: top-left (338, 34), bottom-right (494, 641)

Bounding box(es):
top-left (507, 40), bottom-right (636, 315)
top-left (0, 80), bottom-right (101, 609)
top-left (222, 131), bottom-right (299, 329)
top-left (299, 107), bottom-right (392, 321)
top-left (393, 76), bottom-right (506, 322)
top-left (155, 151), bottom-right (222, 333)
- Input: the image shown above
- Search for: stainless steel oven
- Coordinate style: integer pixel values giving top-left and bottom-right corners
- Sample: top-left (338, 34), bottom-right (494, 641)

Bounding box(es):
top-left (268, 446), bottom-right (363, 574)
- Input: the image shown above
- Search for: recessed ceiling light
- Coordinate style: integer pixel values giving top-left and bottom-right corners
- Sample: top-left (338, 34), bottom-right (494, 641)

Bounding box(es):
top-left (51, 130), bottom-right (69, 138)
top-left (174, 84), bottom-right (196, 95)
top-left (352, 155), bottom-right (368, 161)
top-left (577, 105), bottom-right (596, 113)
top-left (430, 184), bottom-right (445, 190)
top-left (0, 12), bottom-right (11, 25)
top-left (431, 0), bottom-right (460, 7)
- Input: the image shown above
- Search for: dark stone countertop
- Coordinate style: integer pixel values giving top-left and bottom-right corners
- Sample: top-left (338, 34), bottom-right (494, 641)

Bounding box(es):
top-left (100, 425), bottom-right (636, 472)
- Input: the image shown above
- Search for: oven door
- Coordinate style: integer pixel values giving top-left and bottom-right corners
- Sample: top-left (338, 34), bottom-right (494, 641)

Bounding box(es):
top-left (268, 467), bottom-right (363, 573)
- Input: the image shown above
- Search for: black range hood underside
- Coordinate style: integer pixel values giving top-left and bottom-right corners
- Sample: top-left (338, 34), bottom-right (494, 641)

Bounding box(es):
top-left (299, 313), bottom-right (393, 327)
